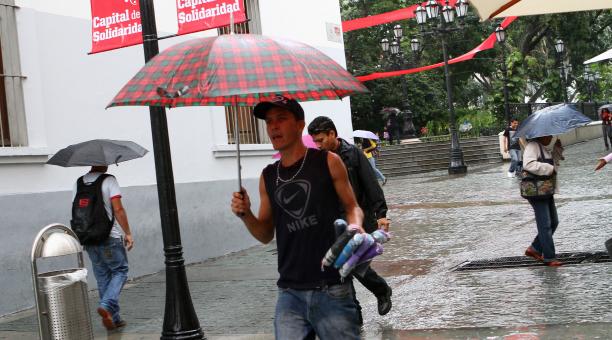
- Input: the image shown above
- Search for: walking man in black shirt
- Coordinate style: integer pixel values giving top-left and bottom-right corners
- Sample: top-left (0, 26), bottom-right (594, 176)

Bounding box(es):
top-left (231, 96), bottom-right (364, 339)
top-left (503, 118), bottom-right (523, 177)
top-left (308, 116), bottom-right (392, 323)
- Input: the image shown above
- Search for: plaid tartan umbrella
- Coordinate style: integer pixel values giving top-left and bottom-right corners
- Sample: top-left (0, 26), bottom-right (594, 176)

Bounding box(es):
top-left (107, 34), bottom-right (368, 108)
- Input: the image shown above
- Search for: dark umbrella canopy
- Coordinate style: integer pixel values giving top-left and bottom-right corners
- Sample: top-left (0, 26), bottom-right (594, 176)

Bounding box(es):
top-left (47, 139), bottom-right (148, 167)
top-left (514, 104), bottom-right (592, 139)
top-left (107, 34), bottom-right (368, 108)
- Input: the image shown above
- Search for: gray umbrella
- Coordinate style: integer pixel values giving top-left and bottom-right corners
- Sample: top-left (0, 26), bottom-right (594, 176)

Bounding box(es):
top-left (598, 104), bottom-right (612, 114)
top-left (47, 139), bottom-right (148, 167)
top-left (514, 103), bottom-right (592, 139)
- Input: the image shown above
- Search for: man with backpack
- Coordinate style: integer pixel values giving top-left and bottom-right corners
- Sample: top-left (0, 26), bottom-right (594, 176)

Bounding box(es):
top-left (308, 116), bottom-right (392, 324)
top-left (71, 165), bottom-right (133, 330)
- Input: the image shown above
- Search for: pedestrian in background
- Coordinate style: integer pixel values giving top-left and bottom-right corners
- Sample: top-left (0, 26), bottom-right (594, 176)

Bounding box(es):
top-left (503, 118), bottom-right (523, 178)
top-left (523, 136), bottom-right (564, 267)
top-left (72, 166), bottom-right (133, 330)
top-left (308, 116), bottom-right (393, 323)
top-left (601, 108), bottom-right (612, 150)
top-left (386, 111), bottom-right (401, 145)
top-left (361, 138), bottom-right (387, 186)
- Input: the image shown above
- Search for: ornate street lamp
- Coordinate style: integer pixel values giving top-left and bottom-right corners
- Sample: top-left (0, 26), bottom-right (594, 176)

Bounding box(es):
top-left (379, 25), bottom-right (419, 139)
top-left (426, 0), bottom-right (440, 19)
top-left (583, 66), bottom-right (598, 102)
top-left (555, 38), bottom-right (569, 102)
top-left (415, 5), bottom-right (427, 25)
top-left (495, 25), bottom-right (511, 126)
top-left (412, 0), bottom-right (469, 174)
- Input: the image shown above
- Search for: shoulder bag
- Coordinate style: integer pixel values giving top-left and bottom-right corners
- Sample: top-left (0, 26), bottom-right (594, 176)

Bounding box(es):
top-left (519, 143), bottom-right (556, 200)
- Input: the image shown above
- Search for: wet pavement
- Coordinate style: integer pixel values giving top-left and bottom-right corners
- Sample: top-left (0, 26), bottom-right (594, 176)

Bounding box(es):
top-left (1, 138), bottom-right (611, 339)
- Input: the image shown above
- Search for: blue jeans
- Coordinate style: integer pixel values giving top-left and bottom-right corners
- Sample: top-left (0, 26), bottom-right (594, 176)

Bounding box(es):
top-left (508, 149), bottom-right (522, 173)
top-left (367, 157), bottom-right (386, 182)
top-left (86, 237), bottom-right (128, 323)
top-left (274, 283), bottom-right (361, 340)
top-left (528, 197), bottom-right (559, 261)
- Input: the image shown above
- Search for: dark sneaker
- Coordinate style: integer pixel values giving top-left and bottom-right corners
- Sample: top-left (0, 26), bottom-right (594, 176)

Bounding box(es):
top-left (97, 307), bottom-right (116, 330)
top-left (377, 286), bottom-right (392, 315)
top-left (114, 320), bottom-right (127, 329)
top-left (382, 178), bottom-right (388, 186)
top-left (525, 246), bottom-right (543, 261)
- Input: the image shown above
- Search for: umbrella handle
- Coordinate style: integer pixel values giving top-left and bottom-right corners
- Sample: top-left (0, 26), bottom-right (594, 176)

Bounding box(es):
top-left (234, 109), bottom-right (242, 192)
top-left (234, 109), bottom-right (245, 217)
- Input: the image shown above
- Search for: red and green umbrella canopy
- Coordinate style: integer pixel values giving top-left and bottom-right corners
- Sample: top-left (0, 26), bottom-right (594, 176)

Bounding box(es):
top-left (108, 34), bottom-right (368, 108)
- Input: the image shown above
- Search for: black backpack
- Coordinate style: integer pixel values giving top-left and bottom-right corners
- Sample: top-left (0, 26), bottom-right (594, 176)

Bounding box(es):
top-left (70, 174), bottom-right (115, 245)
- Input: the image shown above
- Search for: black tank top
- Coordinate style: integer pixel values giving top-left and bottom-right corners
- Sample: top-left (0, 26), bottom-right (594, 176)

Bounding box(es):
top-left (262, 149), bottom-right (343, 289)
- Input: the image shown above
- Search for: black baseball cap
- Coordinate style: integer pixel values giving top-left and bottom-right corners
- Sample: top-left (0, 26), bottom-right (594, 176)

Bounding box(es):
top-left (253, 95), bottom-right (305, 121)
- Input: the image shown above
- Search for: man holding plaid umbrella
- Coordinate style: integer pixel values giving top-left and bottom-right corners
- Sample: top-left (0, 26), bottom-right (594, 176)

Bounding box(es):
top-left (231, 96), bottom-right (364, 339)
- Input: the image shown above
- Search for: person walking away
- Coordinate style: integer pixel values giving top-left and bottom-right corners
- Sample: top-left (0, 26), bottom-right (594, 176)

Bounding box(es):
top-left (72, 165), bottom-right (133, 330)
top-left (601, 108), bottom-right (612, 150)
top-left (230, 96), bottom-right (364, 339)
top-left (522, 136), bottom-right (564, 267)
top-left (308, 116), bottom-right (393, 322)
top-left (386, 112), bottom-right (401, 145)
top-left (361, 138), bottom-right (387, 186)
top-left (503, 118), bottom-right (522, 178)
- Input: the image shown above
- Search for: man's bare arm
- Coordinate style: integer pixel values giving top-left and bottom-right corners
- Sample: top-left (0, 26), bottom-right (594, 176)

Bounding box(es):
top-left (327, 152), bottom-right (364, 231)
top-left (231, 174), bottom-right (275, 244)
top-left (111, 198), bottom-right (133, 250)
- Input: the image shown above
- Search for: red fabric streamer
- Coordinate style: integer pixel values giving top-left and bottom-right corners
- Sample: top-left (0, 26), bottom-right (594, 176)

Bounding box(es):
top-left (356, 16), bottom-right (516, 82)
top-left (342, 0), bottom-right (457, 32)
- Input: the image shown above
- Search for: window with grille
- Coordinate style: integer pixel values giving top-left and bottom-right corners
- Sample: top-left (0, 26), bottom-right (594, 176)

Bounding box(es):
top-left (218, 0), bottom-right (269, 145)
top-left (0, 1), bottom-right (27, 147)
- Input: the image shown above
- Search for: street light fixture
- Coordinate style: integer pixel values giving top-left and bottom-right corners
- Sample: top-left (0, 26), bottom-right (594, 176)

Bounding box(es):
top-left (412, 0), bottom-right (469, 174)
top-left (554, 38), bottom-right (569, 102)
top-left (495, 25), bottom-right (511, 126)
top-left (379, 25), bottom-right (419, 139)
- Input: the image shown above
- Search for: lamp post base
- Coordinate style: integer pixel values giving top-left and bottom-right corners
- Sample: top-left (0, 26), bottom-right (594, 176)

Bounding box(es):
top-left (448, 147), bottom-right (467, 175)
top-left (448, 164), bottom-right (467, 175)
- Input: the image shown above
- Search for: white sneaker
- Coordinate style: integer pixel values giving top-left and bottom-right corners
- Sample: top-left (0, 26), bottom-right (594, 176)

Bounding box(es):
top-left (507, 171), bottom-right (514, 178)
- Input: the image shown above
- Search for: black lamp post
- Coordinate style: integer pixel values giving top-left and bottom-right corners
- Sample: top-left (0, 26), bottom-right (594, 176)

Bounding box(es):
top-left (138, 1), bottom-right (204, 339)
top-left (380, 24), bottom-right (419, 139)
top-left (583, 66), bottom-right (598, 103)
top-left (495, 26), bottom-right (511, 126)
top-left (413, 0), bottom-right (469, 174)
top-left (554, 38), bottom-right (569, 103)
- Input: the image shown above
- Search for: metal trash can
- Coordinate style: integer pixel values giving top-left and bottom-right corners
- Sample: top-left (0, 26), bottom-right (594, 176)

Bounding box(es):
top-left (31, 224), bottom-right (94, 340)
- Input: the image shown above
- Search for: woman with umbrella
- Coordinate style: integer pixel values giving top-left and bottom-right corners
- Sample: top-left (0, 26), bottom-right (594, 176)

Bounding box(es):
top-left (522, 135), bottom-right (564, 266)
top-left (516, 104), bottom-right (591, 267)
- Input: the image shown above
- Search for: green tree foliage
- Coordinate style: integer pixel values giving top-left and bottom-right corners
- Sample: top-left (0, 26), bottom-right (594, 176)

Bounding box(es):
top-left (341, 0), bottom-right (612, 134)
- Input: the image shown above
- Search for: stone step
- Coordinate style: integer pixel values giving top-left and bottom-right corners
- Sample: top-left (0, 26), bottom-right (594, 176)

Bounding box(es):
top-left (380, 136), bottom-right (500, 152)
top-left (379, 153), bottom-right (502, 171)
top-left (380, 156), bottom-right (501, 176)
top-left (374, 136), bottom-right (503, 176)
top-left (378, 146), bottom-right (501, 163)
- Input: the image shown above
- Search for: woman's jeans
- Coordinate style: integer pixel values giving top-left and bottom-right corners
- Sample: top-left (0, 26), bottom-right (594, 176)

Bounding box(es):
top-left (274, 283), bottom-right (361, 340)
top-left (528, 197), bottom-right (559, 261)
top-left (86, 237), bottom-right (129, 323)
top-left (367, 157), bottom-right (386, 182)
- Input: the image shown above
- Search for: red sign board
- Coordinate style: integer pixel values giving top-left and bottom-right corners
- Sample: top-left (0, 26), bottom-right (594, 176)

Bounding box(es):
top-left (90, 0), bottom-right (143, 54)
top-left (176, 0), bottom-right (247, 35)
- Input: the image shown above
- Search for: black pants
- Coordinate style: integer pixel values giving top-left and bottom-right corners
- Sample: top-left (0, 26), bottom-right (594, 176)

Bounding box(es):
top-left (350, 265), bottom-right (389, 324)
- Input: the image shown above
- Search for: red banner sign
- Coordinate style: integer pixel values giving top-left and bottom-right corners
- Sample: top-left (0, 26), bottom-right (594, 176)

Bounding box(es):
top-left (90, 0), bottom-right (143, 54)
top-left (176, 0), bottom-right (247, 35)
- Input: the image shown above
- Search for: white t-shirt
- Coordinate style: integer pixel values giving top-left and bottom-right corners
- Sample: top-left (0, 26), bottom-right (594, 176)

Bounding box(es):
top-left (72, 172), bottom-right (123, 239)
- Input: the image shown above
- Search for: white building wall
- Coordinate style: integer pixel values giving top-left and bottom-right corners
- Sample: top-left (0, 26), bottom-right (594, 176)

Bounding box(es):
top-left (0, 0), bottom-right (354, 316)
